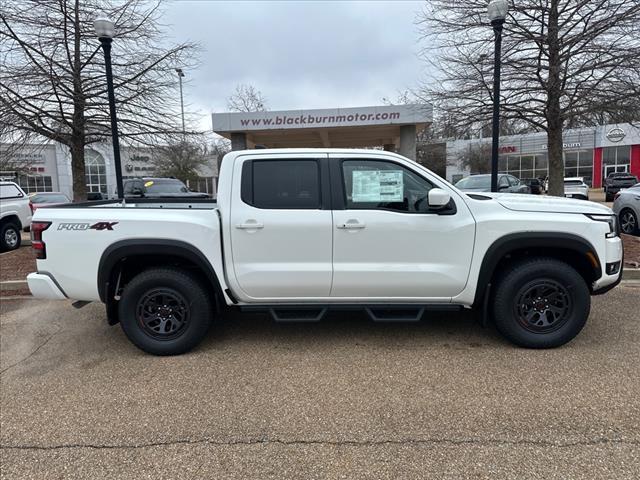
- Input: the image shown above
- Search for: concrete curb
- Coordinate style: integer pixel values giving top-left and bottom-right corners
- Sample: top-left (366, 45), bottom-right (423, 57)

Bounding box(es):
top-left (623, 268), bottom-right (640, 280)
top-left (0, 280), bottom-right (29, 293)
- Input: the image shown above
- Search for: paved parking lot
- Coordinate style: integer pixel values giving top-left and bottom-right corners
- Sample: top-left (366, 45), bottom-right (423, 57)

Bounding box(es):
top-left (1, 286), bottom-right (639, 479)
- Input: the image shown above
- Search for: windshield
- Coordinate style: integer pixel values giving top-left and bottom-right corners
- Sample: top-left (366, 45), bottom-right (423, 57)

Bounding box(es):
top-left (455, 176), bottom-right (490, 189)
top-left (30, 194), bottom-right (69, 203)
top-left (144, 180), bottom-right (189, 194)
top-left (564, 180), bottom-right (584, 186)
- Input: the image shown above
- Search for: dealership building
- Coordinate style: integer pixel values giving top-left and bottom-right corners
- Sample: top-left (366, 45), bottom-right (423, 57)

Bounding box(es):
top-left (0, 142), bottom-right (219, 199)
top-left (445, 123), bottom-right (640, 187)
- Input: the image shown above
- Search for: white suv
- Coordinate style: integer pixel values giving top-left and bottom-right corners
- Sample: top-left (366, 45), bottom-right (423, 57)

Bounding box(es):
top-left (0, 181), bottom-right (32, 251)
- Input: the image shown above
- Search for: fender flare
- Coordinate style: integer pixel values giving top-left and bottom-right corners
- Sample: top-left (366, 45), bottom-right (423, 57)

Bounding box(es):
top-left (473, 232), bottom-right (601, 307)
top-left (97, 239), bottom-right (223, 303)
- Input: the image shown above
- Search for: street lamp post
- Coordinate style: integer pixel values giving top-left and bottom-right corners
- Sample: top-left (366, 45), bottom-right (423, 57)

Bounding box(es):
top-left (488, 0), bottom-right (509, 193)
top-left (94, 17), bottom-right (124, 199)
top-left (175, 68), bottom-right (186, 139)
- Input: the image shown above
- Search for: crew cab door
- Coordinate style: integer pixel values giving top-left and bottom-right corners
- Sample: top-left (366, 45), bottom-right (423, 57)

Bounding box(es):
top-left (229, 153), bottom-right (332, 300)
top-left (329, 154), bottom-right (476, 300)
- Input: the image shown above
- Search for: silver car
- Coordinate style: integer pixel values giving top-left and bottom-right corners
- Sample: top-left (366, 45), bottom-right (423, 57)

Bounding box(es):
top-left (612, 183), bottom-right (640, 235)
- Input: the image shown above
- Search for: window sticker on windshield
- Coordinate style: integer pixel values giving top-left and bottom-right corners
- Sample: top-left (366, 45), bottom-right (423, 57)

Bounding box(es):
top-left (144, 181), bottom-right (154, 187)
top-left (352, 170), bottom-right (403, 202)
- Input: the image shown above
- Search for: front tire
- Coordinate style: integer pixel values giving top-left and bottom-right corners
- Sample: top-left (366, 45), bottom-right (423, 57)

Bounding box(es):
top-left (492, 258), bottom-right (590, 348)
top-left (118, 267), bottom-right (213, 355)
top-left (619, 208), bottom-right (638, 235)
top-left (0, 222), bottom-right (21, 252)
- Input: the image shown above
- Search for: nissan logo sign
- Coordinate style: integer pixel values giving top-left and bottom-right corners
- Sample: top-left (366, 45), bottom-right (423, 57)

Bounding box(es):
top-left (606, 128), bottom-right (625, 143)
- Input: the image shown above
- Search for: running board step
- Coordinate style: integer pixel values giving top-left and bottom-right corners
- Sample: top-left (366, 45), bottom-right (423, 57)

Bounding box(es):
top-left (365, 306), bottom-right (425, 322)
top-left (269, 307), bottom-right (327, 322)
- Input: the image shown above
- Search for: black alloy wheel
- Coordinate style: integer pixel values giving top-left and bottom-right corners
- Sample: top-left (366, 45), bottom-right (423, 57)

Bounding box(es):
top-left (514, 280), bottom-right (572, 334)
top-left (136, 288), bottom-right (190, 340)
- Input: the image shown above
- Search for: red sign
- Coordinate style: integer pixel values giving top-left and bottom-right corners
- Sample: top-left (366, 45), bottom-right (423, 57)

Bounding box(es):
top-left (498, 146), bottom-right (518, 154)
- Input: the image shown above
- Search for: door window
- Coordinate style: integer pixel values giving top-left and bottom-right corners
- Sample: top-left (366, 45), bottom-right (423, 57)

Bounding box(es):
top-left (498, 176), bottom-right (510, 188)
top-left (242, 160), bottom-right (321, 209)
top-left (342, 160), bottom-right (434, 213)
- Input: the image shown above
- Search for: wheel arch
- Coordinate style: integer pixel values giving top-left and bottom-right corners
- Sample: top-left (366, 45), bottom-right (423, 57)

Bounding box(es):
top-left (0, 214), bottom-right (22, 230)
top-left (98, 239), bottom-right (225, 324)
top-left (473, 232), bottom-right (601, 308)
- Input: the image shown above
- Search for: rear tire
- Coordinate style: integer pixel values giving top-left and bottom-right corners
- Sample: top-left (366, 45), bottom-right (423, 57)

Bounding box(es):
top-left (118, 267), bottom-right (213, 355)
top-left (0, 222), bottom-right (21, 252)
top-left (492, 258), bottom-right (590, 348)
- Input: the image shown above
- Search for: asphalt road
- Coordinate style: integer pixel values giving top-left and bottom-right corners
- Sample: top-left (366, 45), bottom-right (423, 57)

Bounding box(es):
top-left (1, 286), bottom-right (639, 479)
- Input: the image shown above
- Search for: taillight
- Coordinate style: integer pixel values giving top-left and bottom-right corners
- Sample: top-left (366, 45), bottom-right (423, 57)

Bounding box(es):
top-left (31, 221), bottom-right (51, 259)
top-left (29, 201), bottom-right (34, 214)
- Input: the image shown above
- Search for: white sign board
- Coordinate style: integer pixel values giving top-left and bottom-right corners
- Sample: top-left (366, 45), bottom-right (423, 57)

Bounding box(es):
top-left (352, 170), bottom-right (403, 202)
top-left (212, 104), bottom-right (432, 132)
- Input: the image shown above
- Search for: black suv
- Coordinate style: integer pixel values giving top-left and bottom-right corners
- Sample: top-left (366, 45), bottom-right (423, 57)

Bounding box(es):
top-left (604, 172), bottom-right (639, 201)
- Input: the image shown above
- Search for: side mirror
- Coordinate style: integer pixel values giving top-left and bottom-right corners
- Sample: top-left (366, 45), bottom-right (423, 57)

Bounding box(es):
top-left (428, 188), bottom-right (451, 209)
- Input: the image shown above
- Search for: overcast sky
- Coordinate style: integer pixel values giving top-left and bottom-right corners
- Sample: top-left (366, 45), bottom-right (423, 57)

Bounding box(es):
top-left (161, 0), bottom-right (426, 130)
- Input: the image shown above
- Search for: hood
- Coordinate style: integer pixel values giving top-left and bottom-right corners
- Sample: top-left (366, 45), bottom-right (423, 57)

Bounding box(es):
top-left (459, 187), bottom-right (491, 192)
top-left (469, 192), bottom-right (612, 214)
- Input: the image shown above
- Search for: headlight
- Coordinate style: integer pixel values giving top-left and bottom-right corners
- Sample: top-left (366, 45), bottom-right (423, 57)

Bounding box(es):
top-left (586, 214), bottom-right (618, 238)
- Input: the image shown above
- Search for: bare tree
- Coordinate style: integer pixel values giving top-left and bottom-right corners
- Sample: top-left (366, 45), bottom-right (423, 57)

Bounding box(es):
top-left (417, 0), bottom-right (640, 196)
top-left (460, 142), bottom-right (492, 174)
top-left (0, 0), bottom-right (198, 200)
top-left (227, 84), bottom-right (268, 112)
top-left (152, 139), bottom-right (208, 184)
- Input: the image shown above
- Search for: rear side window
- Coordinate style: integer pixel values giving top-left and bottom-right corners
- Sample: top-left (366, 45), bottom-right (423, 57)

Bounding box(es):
top-left (242, 160), bottom-right (321, 209)
top-left (0, 184), bottom-right (24, 199)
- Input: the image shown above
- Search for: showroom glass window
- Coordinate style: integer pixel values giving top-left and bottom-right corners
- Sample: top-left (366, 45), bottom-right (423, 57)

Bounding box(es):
top-left (85, 150), bottom-right (108, 194)
top-left (342, 159), bottom-right (434, 213)
top-left (16, 174), bottom-right (53, 193)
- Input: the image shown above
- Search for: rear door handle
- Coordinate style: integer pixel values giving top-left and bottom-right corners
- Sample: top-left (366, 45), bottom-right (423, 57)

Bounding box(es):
top-left (236, 222), bottom-right (264, 230)
top-left (337, 221), bottom-right (366, 230)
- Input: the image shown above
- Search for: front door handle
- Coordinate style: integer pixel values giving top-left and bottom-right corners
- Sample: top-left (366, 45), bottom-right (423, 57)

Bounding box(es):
top-left (236, 221), bottom-right (264, 230)
top-left (337, 221), bottom-right (366, 230)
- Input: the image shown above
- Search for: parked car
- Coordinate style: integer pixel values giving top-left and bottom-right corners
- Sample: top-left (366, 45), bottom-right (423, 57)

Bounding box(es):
top-left (604, 172), bottom-right (639, 202)
top-left (0, 181), bottom-right (32, 251)
top-left (564, 177), bottom-right (589, 200)
top-left (87, 192), bottom-right (104, 201)
top-left (454, 174), bottom-right (529, 194)
top-left (27, 149), bottom-right (623, 355)
top-left (521, 178), bottom-right (543, 195)
top-left (612, 183), bottom-right (640, 235)
top-left (120, 178), bottom-right (209, 198)
top-left (29, 192), bottom-right (71, 213)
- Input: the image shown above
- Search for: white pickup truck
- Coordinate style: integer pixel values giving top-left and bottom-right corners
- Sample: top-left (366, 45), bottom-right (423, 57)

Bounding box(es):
top-left (27, 149), bottom-right (624, 355)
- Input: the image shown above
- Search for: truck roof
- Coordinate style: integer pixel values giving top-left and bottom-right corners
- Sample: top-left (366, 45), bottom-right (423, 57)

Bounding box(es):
top-left (224, 148), bottom-right (412, 161)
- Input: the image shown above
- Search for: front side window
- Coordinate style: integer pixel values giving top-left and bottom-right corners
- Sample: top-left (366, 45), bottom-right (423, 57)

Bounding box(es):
top-left (342, 160), bottom-right (434, 213)
top-left (498, 176), bottom-right (510, 188)
top-left (243, 160), bottom-right (320, 209)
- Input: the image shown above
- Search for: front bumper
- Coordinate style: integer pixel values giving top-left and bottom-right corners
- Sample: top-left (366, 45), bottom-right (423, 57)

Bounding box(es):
top-left (592, 237), bottom-right (624, 295)
top-left (27, 272), bottom-right (67, 300)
